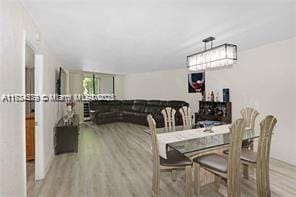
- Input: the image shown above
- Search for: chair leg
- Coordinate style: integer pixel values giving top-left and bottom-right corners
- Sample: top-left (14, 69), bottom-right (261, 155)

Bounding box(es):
top-left (185, 166), bottom-right (192, 197)
top-left (243, 164), bottom-right (249, 179)
top-left (248, 141), bottom-right (255, 174)
top-left (152, 167), bottom-right (160, 197)
top-left (194, 163), bottom-right (201, 197)
top-left (227, 179), bottom-right (240, 197)
top-left (171, 170), bottom-right (177, 182)
top-left (214, 175), bottom-right (221, 191)
top-left (256, 164), bottom-right (271, 197)
top-left (249, 140), bottom-right (254, 151)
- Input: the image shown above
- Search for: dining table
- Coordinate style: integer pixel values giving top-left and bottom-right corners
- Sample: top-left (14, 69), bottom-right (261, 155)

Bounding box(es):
top-left (144, 124), bottom-right (259, 185)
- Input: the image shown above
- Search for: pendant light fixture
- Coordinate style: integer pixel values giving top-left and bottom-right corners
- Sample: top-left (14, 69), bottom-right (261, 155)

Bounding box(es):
top-left (187, 37), bottom-right (237, 71)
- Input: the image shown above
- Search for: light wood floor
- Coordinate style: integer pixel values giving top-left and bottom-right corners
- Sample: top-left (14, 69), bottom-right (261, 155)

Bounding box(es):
top-left (27, 122), bottom-right (296, 197)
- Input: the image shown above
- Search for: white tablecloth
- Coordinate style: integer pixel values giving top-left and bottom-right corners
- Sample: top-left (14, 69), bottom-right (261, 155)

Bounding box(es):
top-left (157, 124), bottom-right (231, 159)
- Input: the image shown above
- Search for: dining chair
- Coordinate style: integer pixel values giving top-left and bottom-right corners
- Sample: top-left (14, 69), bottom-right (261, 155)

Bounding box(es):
top-left (147, 115), bottom-right (193, 197)
top-left (179, 106), bottom-right (192, 130)
top-left (239, 107), bottom-right (260, 178)
top-left (161, 107), bottom-right (177, 180)
top-left (193, 119), bottom-right (246, 197)
top-left (240, 107), bottom-right (259, 149)
top-left (161, 107), bottom-right (176, 132)
top-left (238, 115), bottom-right (277, 197)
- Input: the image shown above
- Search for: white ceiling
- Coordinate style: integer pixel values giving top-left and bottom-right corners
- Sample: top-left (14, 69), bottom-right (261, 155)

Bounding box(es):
top-left (21, 0), bottom-right (296, 74)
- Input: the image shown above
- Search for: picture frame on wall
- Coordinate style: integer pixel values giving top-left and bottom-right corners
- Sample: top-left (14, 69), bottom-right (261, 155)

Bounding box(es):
top-left (188, 72), bottom-right (205, 93)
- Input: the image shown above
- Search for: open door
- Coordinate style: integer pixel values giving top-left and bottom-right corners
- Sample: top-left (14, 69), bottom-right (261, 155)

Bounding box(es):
top-left (25, 44), bottom-right (36, 192)
top-left (24, 32), bottom-right (48, 195)
top-left (34, 54), bottom-right (45, 180)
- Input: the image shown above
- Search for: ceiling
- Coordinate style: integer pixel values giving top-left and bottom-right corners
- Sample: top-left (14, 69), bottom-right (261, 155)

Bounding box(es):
top-left (21, 0), bottom-right (296, 74)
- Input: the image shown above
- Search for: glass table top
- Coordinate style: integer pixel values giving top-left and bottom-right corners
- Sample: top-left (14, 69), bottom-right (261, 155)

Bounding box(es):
top-left (144, 121), bottom-right (225, 135)
top-left (168, 129), bottom-right (259, 155)
top-left (144, 125), bottom-right (194, 134)
top-left (145, 125), bottom-right (259, 155)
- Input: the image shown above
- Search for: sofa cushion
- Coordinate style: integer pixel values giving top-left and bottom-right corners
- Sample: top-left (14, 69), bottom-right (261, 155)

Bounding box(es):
top-left (97, 111), bottom-right (119, 119)
top-left (90, 100), bottom-right (111, 112)
top-left (160, 100), bottom-right (169, 107)
top-left (109, 100), bottom-right (122, 112)
top-left (167, 100), bottom-right (188, 110)
top-left (95, 105), bottom-right (110, 112)
top-left (123, 111), bottom-right (137, 116)
top-left (122, 100), bottom-right (133, 111)
top-left (144, 106), bottom-right (162, 114)
top-left (147, 100), bottom-right (162, 106)
top-left (90, 99), bottom-right (189, 127)
top-left (131, 100), bottom-right (146, 112)
top-left (144, 100), bottom-right (162, 114)
top-left (123, 111), bottom-right (147, 117)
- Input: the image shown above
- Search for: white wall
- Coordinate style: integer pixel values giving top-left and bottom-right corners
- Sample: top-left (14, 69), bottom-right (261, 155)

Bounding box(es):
top-left (121, 37), bottom-right (296, 165)
top-left (123, 69), bottom-right (202, 113)
top-left (97, 74), bottom-right (114, 94)
top-left (115, 75), bottom-right (125, 100)
top-left (69, 71), bottom-right (84, 122)
top-left (0, 0), bottom-right (62, 196)
top-left (293, 38), bottom-right (296, 159)
top-left (205, 37), bottom-right (295, 165)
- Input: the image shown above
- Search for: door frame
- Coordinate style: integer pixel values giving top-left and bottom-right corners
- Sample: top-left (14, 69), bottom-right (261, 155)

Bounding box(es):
top-left (23, 31), bottom-right (46, 181)
top-left (34, 54), bottom-right (45, 180)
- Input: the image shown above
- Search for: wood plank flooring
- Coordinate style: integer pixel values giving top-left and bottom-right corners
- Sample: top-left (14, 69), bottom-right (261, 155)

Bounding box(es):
top-left (27, 122), bottom-right (296, 197)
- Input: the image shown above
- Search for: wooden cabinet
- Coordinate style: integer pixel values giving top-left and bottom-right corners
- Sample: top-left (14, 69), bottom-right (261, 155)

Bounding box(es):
top-left (26, 113), bottom-right (35, 161)
top-left (54, 115), bottom-right (79, 155)
top-left (195, 101), bottom-right (232, 124)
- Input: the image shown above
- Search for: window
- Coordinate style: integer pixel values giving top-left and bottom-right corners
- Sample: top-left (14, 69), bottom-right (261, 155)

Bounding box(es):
top-left (94, 77), bottom-right (100, 94)
top-left (83, 75), bottom-right (100, 95)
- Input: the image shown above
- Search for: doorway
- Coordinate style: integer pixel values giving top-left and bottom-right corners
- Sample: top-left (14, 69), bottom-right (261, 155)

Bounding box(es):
top-left (25, 44), bottom-right (36, 191)
top-left (24, 33), bottom-right (46, 196)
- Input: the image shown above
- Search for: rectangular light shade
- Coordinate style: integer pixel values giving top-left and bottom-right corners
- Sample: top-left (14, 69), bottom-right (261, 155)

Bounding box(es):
top-left (187, 44), bottom-right (237, 71)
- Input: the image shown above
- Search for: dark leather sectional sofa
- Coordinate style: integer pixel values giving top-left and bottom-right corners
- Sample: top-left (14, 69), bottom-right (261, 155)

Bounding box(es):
top-left (89, 100), bottom-right (189, 128)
